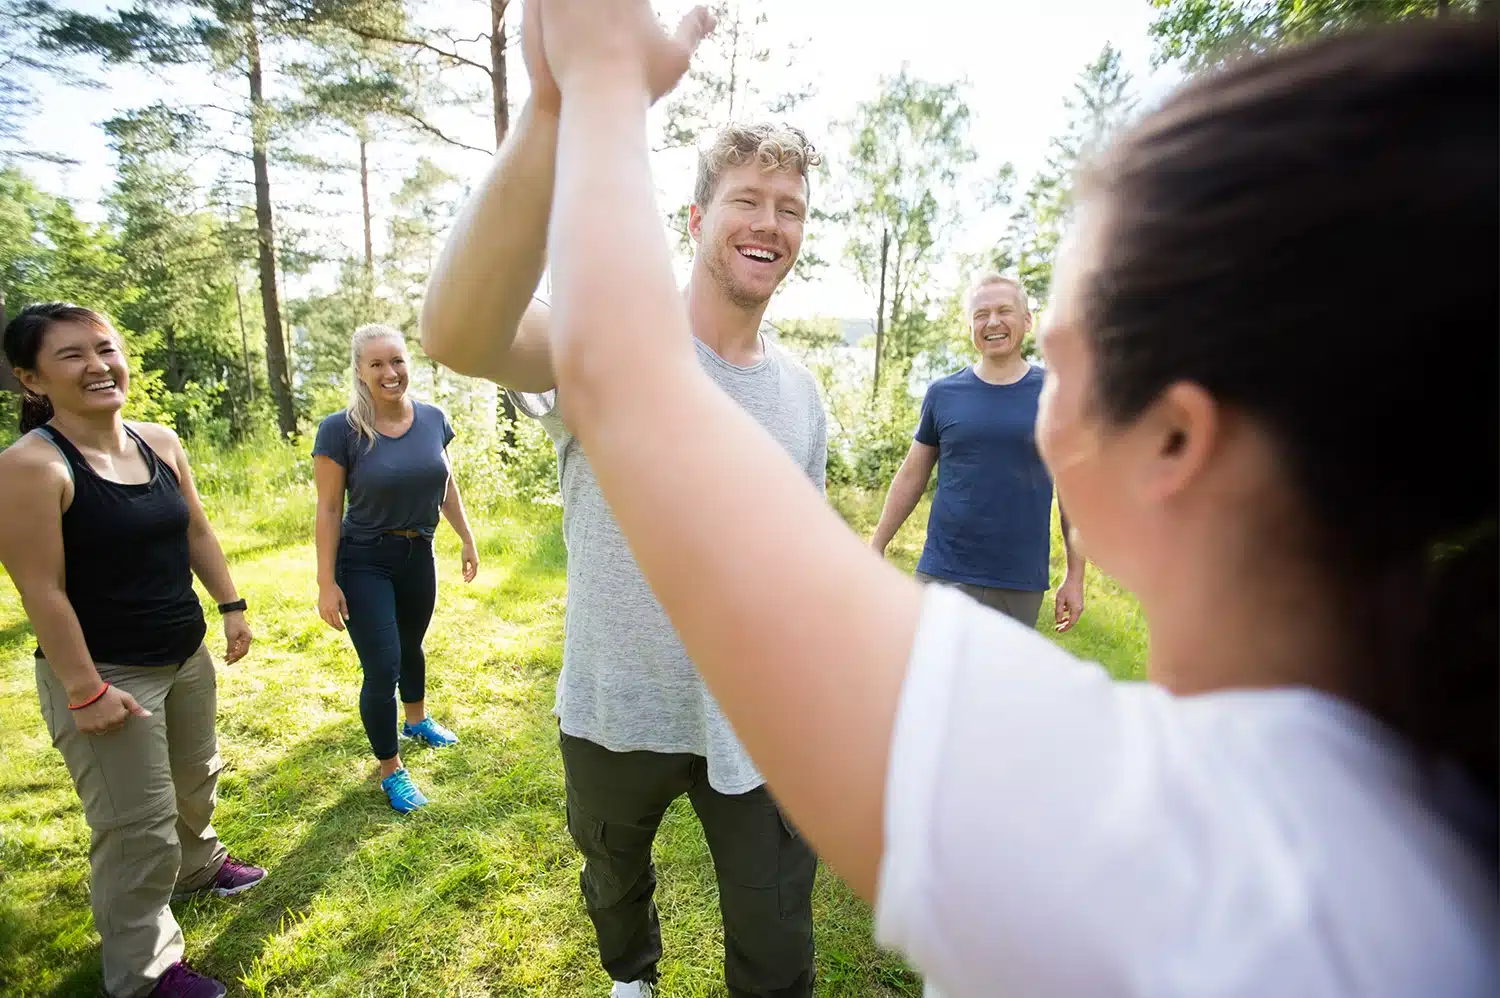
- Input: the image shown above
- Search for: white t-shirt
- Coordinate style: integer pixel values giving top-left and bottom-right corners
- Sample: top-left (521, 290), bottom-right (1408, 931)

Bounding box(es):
top-left (876, 585), bottom-right (1499, 998)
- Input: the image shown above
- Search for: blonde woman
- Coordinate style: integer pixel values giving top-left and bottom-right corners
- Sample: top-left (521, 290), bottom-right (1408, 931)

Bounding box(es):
top-left (313, 324), bottom-right (478, 813)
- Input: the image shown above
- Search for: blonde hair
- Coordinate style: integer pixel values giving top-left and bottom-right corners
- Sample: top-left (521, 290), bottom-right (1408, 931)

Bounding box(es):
top-left (693, 123), bottom-right (823, 209)
top-left (347, 323), bottom-right (405, 450)
top-left (967, 272), bottom-right (1030, 312)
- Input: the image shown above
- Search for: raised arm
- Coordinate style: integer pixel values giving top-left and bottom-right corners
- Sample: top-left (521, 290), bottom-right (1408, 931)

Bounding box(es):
top-left (870, 440), bottom-right (938, 556)
top-left (420, 97), bottom-right (559, 392)
top-left (539, 0), bottom-right (919, 900)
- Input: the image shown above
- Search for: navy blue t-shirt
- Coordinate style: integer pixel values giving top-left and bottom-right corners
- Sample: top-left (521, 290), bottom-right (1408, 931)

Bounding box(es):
top-left (915, 366), bottom-right (1053, 591)
top-left (312, 401), bottom-right (455, 542)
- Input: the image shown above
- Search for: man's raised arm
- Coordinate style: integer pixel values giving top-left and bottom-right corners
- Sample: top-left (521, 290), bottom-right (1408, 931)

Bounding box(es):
top-left (421, 90), bottom-right (558, 392)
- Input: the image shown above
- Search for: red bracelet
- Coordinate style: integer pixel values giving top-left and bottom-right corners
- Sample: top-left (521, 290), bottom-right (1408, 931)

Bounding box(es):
top-left (68, 682), bottom-right (110, 710)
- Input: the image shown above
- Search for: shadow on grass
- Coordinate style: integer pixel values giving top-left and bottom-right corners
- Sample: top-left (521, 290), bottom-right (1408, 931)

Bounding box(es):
top-left (191, 721), bottom-right (377, 988)
top-left (221, 535), bottom-right (305, 565)
top-left (0, 616), bottom-right (34, 652)
top-left (16, 720), bottom-right (371, 998)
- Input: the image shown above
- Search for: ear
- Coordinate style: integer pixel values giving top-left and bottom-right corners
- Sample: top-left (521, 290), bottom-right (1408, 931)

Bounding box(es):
top-left (1138, 381), bottom-right (1219, 503)
top-left (1022, 308), bottom-right (1035, 334)
top-left (688, 202), bottom-right (704, 244)
top-left (15, 367), bottom-right (43, 396)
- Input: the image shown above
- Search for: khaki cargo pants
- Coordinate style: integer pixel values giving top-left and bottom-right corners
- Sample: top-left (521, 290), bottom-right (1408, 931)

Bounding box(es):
top-left (36, 645), bottom-right (228, 998)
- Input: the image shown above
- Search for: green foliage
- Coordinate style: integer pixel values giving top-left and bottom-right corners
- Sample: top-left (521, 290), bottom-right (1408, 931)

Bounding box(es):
top-left (660, 0), bottom-right (815, 152)
top-left (1004, 44), bottom-right (1136, 308)
top-left (384, 157), bottom-right (463, 320)
top-left (0, 440), bottom-right (1143, 994)
top-left (105, 104), bottom-right (251, 439)
top-left (832, 69), bottom-right (1000, 395)
top-left (1148, 0), bottom-right (1488, 69)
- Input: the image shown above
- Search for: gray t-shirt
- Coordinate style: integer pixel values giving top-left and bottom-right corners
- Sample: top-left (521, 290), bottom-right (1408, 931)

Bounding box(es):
top-left (313, 401), bottom-right (455, 542)
top-left (528, 336), bottom-right (827, 793)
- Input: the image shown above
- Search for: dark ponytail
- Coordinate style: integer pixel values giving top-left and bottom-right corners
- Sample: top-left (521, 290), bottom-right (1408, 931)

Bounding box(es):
top-left (1079, 22), bottom-right (1498, 799)
top-left (3, 302), bottom-right (113, 434)
top-left (19, 392), bottom-right (54, 433)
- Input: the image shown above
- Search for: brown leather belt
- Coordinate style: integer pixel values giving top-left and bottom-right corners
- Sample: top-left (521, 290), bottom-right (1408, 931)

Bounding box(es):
top-left (385, 529), bottom-right (422, 539)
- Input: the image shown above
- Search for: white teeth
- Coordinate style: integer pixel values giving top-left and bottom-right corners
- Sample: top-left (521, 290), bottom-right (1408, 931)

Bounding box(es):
top-left (739, 247), bottom-right (777, 262)
top-left (85, 380), bottom-right (116, 391)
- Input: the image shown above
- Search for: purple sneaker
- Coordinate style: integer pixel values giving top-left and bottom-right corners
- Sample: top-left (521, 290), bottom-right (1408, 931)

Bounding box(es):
top-left (150, 962), bottom-right (226, 998)
top-left (207, 856), bottom-right (266, 897)
top-left (175, 856), bottom-right (266, 900)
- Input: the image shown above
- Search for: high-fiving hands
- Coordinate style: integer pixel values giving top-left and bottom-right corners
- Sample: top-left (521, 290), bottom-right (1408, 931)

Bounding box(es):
top-left (523, 0), bottom-right (715, 108)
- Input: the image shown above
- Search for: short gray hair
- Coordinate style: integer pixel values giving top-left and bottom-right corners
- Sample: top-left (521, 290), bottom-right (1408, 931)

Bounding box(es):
top-left (966, 272), bottom-right (1029, 311)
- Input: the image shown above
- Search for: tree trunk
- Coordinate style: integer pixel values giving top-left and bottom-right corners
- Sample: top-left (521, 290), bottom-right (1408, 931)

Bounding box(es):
top-left (872, 227), bottom-right (889, 401)
top-left (231, 263), bottom-right (254, 403)
top-left (359, 132), bottom-right (374, 292)
top-left (165, 324), bottom-right (182, 392)
top-left (247, 10), bottom-right (296, 437)
top-left (491, 0), bottom-right (518, 447)
top-left (1436, 0), bottom-right (1449, 17)
top-left (0, 284), bottom-right (19, 393)
top-left (490, 0), bottom-right (510, 146)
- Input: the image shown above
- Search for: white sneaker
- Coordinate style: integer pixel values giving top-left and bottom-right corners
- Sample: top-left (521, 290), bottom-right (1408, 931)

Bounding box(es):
top-left (611, 981), bottom-right (653, 998)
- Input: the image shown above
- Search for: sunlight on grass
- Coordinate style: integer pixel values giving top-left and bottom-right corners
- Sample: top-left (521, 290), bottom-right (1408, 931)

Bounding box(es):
top-left (0, 445), bottom-right (1145, 997)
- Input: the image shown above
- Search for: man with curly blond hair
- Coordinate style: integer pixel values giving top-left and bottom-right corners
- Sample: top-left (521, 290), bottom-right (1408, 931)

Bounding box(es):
top-left (422, 39), bottom-right (826, 995)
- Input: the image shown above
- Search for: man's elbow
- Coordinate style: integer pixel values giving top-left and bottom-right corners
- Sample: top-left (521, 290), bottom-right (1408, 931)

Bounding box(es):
top-left (419, 299), bottom-right (458, 369)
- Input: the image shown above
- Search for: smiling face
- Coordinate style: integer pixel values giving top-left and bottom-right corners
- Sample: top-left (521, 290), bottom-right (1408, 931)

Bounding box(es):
top-left (16, 319), bottom-right (130, 420)
top-left (357, 333), bottom-right (409, 405)
top-left (969, 279), bottom-right (1032, 361)
top-left (689, 161), bottom-right (807, 308)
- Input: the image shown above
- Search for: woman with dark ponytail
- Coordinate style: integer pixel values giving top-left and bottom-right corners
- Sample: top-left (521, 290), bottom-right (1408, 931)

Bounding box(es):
top-left (0, 303), bottom-right (264, 998)
top-left (506, 8), bottom-right (1497, 997)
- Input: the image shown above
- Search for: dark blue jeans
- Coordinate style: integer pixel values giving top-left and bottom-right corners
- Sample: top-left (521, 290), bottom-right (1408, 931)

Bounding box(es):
top-left (336, 534), bottom-right (438, 761)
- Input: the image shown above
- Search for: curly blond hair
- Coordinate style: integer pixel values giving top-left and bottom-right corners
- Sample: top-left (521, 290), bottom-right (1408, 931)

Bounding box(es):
top-left (693, 123), bottom-right (823, 208)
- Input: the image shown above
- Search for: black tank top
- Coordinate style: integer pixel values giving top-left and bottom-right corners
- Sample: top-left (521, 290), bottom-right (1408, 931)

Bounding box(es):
top-left (35, 424), bottom-right (207, 667)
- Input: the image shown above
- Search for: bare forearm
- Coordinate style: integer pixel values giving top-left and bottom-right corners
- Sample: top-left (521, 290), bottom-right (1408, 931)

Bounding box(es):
top-left (315, 508), bottom-right (342, 587)
top-left (188, 526), bottom-right (239, 605)
top-left (440, 478), bottom-right (474, 545)
top-left (422, 100), bottom-right (558, 383)
top-left (1060, 505), bottom-right (1086, 579)
top-left (872, 466), bottom-right (927, 550)
top-left (23, 589), bottom-right (103, 700)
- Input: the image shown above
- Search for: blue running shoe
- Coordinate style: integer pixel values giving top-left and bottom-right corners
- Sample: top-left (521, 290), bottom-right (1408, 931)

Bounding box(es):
top-left (380, 768), bottom-right (428, 814)
top-left (403, 717), bottom-right (459, 748)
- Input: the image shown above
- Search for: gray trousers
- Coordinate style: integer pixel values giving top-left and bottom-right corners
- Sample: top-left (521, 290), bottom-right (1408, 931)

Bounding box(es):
top-left (914, 571), bottom-right (1046, 628)
top-left (36, 645), bottom-right (227, 998)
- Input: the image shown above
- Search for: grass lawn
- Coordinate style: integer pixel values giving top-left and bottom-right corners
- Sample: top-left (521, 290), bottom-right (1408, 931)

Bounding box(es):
top-left (0, 443), bottom-right (1147, 997)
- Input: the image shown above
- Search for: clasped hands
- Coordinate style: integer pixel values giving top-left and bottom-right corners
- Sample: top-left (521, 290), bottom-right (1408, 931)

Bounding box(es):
top-left (521, 0), bottom-right (717, 114)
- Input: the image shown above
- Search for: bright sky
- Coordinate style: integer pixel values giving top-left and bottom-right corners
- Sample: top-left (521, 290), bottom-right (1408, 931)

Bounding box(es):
top-left (18, 0), bottom-right (1180, 322)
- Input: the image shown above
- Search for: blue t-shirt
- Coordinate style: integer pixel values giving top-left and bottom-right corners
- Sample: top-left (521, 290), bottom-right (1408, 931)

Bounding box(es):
top-left (312, 401), bottom-right (455, 542)
top-left (914, 366), bottom-right (1053, 591)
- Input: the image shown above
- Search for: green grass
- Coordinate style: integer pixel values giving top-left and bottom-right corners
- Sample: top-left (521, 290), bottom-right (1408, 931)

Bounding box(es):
top-left (0, 441), bottom-right (1146, 997)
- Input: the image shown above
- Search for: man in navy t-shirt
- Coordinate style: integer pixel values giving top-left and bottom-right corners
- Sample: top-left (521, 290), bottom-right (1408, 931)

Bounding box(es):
top-left (870, 273), bottom-right (1086, 630)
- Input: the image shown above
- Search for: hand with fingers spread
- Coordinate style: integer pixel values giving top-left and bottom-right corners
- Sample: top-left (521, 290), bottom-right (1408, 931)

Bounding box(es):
top-left (534, 0), bottom-right (715, 101)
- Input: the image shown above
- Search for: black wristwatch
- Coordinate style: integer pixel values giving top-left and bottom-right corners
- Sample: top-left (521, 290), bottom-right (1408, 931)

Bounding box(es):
top-left (218, 599), bottom-right (248, 615)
